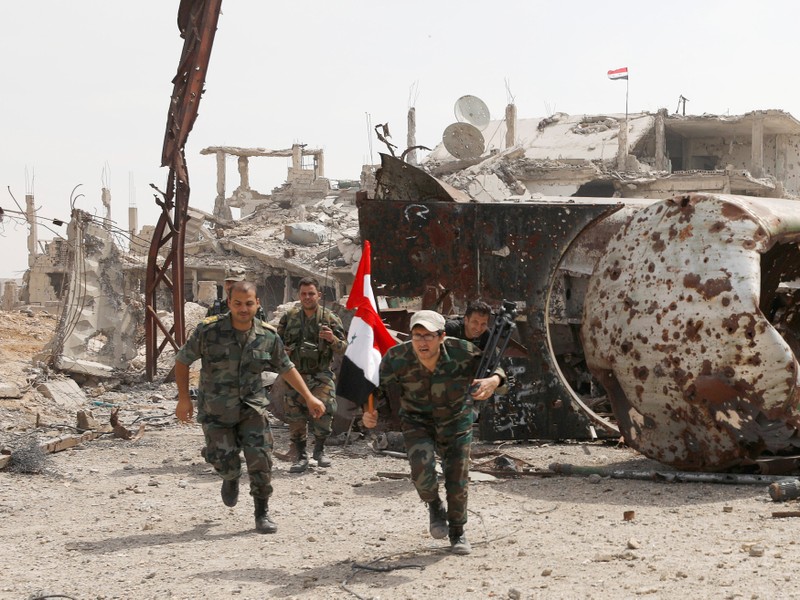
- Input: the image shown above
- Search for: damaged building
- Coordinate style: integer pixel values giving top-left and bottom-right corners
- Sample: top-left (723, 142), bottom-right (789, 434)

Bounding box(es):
top-left (423, 108), bottom-right (800, 201)
top-left (16, 143), bottom-right (369, 381)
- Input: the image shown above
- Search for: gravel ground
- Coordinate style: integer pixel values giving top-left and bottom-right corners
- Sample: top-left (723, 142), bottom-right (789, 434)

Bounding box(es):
top-left (2, 308), bottom-right (800, 599)
top-left (3, 416), bottom-right (800, 600)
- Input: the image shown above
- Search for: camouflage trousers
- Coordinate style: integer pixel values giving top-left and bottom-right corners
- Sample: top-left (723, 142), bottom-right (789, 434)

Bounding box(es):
top-left (284, 371), bottom-right (337, 443)
top-left (402, 417), bottom-right (473, 527)
top-left (202, 404), bottom-right (274, 499)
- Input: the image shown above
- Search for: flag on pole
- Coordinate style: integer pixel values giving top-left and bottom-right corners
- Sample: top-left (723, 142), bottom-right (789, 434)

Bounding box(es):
top-left (607, 67), bottom-right (629, 80)
top-left (337, 241), bottom-right (396, 408)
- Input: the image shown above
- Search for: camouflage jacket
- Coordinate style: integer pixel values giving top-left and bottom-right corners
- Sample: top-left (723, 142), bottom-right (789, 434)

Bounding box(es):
top-left (376, 337), bottom-right (506, 429)
top-left (276, 305), bottom-right (346, 375)
top-left (206, 299), bottom-right (266, 321)
top-left (175, 313), bottom-right (294, 419)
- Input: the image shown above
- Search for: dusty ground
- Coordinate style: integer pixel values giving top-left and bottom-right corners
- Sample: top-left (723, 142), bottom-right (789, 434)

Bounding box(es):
top-left (2, 309), bottom-right (800, 600)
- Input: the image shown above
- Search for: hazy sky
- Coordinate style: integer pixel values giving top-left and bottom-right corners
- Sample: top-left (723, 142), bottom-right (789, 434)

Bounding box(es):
top-left (3, 0), bottom-right (800, 279)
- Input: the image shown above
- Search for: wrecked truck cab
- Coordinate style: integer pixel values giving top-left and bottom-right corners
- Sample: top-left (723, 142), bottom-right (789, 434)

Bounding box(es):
top-left (581, 193), bottom-right (800, 471)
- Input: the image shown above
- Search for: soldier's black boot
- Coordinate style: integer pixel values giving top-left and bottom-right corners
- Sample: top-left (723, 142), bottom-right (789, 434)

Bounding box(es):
top-left (221, 477), bottom-right (239, 507)
top-left (312, 438), bottom-right (331, 468)
top-left (449, 525), bottom-right (471, 555)
top-left (427, 498), bottom-right (448, 539)
top-left (254, 497), bottom-right (277, 534)
top-left (289, 439), bottom-right (308, 473)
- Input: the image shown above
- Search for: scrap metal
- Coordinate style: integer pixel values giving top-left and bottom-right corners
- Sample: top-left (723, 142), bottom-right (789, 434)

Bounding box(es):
top-left (361, 157), bottom-right (800, 472)
top-left (359, 154), bottom-right (635, 441)
top-left (581, 192), bottom-right (800, 471)
top-left (145, 0), bottom-right (222, 380)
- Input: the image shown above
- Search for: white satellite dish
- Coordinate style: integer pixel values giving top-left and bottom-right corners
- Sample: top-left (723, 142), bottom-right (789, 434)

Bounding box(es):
top-left (442, 122), bottom-right (485, 160)
top-left (454, 95), bottom-right (491, 130)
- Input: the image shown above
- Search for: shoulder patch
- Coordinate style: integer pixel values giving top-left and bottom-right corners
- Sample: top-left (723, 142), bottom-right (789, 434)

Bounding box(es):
top-left (202, 314), bottom-right (222, 325)
top-left (259, 320), bottom-right (277, 332)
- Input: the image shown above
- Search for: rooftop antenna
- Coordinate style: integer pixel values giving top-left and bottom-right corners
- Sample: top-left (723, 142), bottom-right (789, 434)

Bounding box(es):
top-left (676, 95), bottom-right (689, 116)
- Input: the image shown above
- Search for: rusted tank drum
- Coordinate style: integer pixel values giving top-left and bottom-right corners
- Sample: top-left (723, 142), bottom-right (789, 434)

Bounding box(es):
top-left (581, 193), bottom-right (800, 470)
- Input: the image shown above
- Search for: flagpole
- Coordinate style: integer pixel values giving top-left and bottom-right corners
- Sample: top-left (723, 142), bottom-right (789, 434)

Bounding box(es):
top-left (625, 76), bottom-right (629, 121)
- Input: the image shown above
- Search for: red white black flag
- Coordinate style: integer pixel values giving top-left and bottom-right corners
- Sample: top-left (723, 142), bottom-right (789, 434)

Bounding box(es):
top-left (337, 241), bottom-right (396, 407)
top-left (608, 67), bottom-right (629, 80)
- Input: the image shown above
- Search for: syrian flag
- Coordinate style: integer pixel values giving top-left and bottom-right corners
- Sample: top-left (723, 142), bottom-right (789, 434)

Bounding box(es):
top-left (608, 67), bottom-right (628, 80)
top-left (337, 240), bottom-right (397, 408)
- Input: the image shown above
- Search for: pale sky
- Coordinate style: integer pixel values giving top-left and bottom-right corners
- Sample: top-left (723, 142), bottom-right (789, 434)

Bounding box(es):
top-left (3, 0), bottom-right (800, 279)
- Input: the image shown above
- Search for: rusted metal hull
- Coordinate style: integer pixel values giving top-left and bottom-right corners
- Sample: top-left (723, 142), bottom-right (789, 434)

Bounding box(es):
top-left (581, 193), bottom-right (800, 470)
top-left (360, 156), bottom-right (636, 441)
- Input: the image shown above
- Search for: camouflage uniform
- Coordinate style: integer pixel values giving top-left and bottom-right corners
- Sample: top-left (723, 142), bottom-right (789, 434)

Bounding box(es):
top-left (277, 306), bottom-right (346, 443)
top-left (375, 337), bottom-right (505, 528)
top-left (175, 313), bottom-right (294, 499)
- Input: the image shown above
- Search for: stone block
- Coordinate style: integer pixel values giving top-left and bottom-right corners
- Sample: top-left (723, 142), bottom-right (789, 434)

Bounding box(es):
top-left (0, 382), bottom-right (21, 398)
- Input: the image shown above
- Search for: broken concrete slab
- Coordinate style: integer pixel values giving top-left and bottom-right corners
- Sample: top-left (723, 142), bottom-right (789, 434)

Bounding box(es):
top-left (284, 222), bottom-right (327, 246)
top-left (36, 378), bottom-right (88, 410)
top-left (0, 382), bottom-right (21, 399)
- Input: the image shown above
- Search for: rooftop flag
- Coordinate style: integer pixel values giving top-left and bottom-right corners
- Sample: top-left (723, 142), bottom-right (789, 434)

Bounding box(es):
top-left (608, 67), bottom-right (629, 80)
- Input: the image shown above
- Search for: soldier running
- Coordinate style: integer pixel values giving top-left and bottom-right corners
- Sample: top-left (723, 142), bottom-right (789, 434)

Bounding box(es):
top-left (277, 277), bottom-right (347, 472)
top-left (363, 310), bottom-right (505, 554)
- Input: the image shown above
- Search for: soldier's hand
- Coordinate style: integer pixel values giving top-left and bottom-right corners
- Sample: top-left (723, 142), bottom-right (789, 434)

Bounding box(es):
top-left (319, 325), bottom-right (335, 343)
top-left (306, 396), bottom-right (326, 419)
top-left (175, 396), bottom-right (194, 423)
top-left (362, 409), bottom-right (378, 429)
top-left (469, 375), bottom-right (500, 401)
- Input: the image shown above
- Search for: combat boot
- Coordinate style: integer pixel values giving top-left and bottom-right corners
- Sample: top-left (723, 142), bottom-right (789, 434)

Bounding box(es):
top-left (449, 525), bottom-right (471, 555)
top-left (221, 477), bottom-right (239, 507)
top-left (289, 439), bottom-right (308, 473)
top-left (312, 438), bottom-right (331, 468)
top-left (254, 497), bottom-right (277, 534)
top-left (427, 498), bottom-right (448, 539)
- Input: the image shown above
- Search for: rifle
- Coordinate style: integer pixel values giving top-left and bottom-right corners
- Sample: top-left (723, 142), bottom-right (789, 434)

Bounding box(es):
top-left (318, 234), bottom-right (335, 353)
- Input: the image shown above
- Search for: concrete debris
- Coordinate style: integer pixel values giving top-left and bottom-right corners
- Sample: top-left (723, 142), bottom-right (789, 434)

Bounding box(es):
top-left (284, 222), bottom-right (328, 246)
top-left (76, 409), bottom-right (101, 431)
top-left (36, 379), bottom-right (87, 410)
top-left (0, 382), bottom-right (21, 398)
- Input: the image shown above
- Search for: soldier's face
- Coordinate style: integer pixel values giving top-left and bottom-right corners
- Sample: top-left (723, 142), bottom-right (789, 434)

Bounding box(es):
top-left (228, 288), bottom-right (260, 329)
top-left (410, 326), bottom-right (443, 361)
top-left (464, 313), bottom-right (490, 339)
top-left (298, 284), bottom-right (321, 311)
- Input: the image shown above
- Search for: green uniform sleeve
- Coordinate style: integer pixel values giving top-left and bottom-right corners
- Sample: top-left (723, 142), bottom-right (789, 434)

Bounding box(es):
top-left (175, 324), bottom-right (203, 365)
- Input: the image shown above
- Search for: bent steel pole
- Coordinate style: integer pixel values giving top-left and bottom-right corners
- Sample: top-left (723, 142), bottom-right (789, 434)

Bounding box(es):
top-left (145, 0), bottom-right (222, 380)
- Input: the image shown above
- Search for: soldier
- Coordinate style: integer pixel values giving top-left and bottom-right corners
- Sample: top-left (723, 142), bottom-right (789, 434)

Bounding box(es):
top-left (207, 271), bottom-right (266, 321)
top-left (362, 310), bottom-right (505, 555)
top-left (277, 277), bottom-right (347, 473)
top-left (175, 281), bottom-right (326, 534)
top-left (445, 300), bottom-right (492, 350)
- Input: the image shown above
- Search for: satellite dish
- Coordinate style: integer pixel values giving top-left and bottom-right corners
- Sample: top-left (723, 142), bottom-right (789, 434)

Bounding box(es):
top-left (442, 122), bottom-right (485, 160)
top-left (454, 95), bottom-right (491, 130)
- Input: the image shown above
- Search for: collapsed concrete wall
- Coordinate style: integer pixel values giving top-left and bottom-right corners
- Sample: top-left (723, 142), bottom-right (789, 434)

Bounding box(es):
top-left (48, 209), bottom-right (143, 377)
